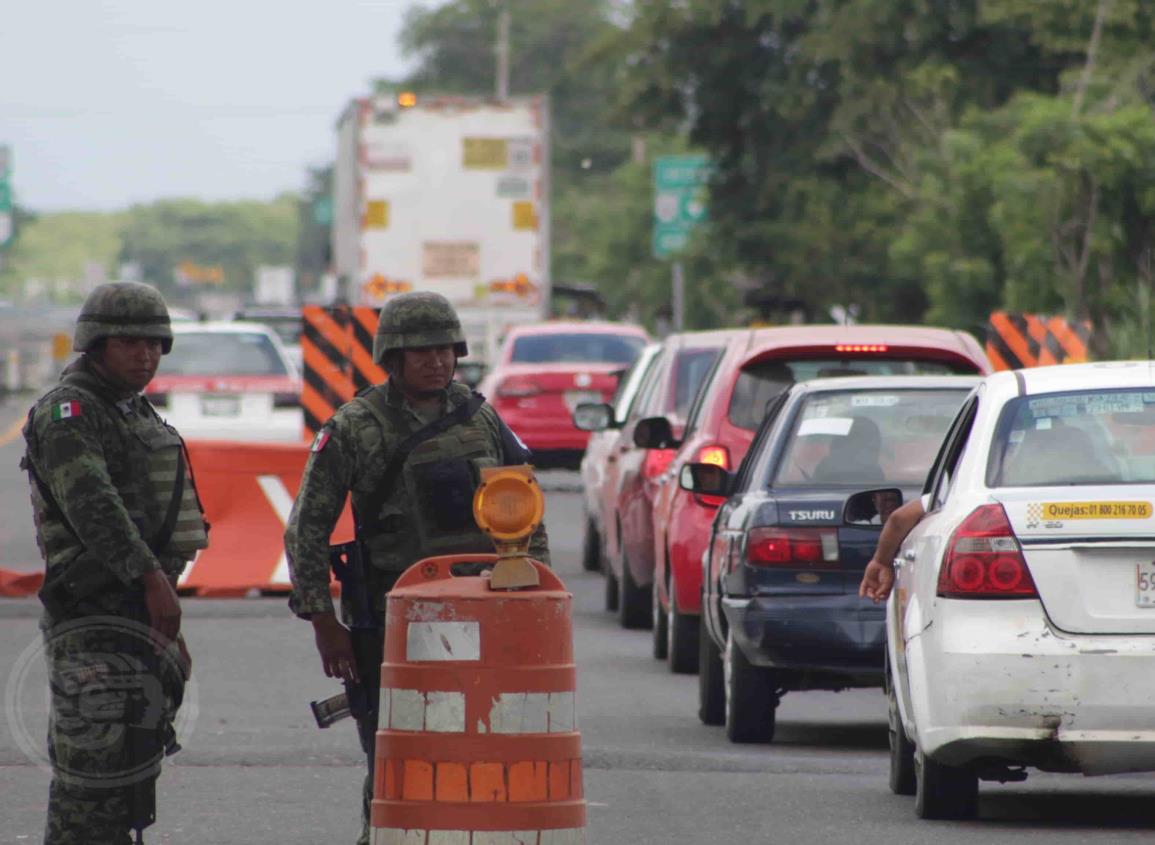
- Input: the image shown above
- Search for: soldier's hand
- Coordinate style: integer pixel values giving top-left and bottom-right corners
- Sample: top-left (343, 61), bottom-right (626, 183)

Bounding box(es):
top-left (142, 569), bottom-right (182, 646)
top-left (311, 613), bottom-right (359, 683)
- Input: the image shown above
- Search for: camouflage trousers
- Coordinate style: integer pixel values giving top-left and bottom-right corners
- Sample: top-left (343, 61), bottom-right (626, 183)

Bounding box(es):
top-left (41, 612), bottom-right (185, 845)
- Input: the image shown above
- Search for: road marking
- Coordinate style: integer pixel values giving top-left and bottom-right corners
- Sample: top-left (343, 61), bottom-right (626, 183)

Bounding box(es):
top-left (0, 413), bottom-right (26, 448)
top-left (257, 474), bottom-right (294, 585)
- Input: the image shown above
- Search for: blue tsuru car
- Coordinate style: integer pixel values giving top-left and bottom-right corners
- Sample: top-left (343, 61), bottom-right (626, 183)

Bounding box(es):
top-left (687, 375), bottom-right (979, 743)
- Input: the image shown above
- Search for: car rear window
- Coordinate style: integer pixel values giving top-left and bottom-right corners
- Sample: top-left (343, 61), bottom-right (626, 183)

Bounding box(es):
top-left (673, 348), bottom-right (722, 416)
top-left (988, 389), bottom-right (1155, 487)
top-left (510, 333), bottom-right (645, 365)
top-left (162, 332), bottom-right (289, 377)
top-left (772, 388), bottom-right (970, 487)
top-left (729, 357), bottom-right (972, 430)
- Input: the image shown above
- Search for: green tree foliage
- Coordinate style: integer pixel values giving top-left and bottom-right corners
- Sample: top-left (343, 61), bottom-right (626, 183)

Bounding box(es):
top-left (615, 0), bottom-right (1155, 348)
top-left (399, 0), bottom-right (632, 181)
top-left (120, 196), bottom-right (299, 298)
top-left (0, 212), bottom-right (125, 301)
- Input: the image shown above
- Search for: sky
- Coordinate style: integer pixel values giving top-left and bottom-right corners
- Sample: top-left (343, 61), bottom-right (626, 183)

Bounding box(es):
top-left (2, 0), bottom-right (428, 212)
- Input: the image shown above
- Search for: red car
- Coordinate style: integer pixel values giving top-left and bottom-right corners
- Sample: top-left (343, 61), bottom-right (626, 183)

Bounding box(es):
top-left (480, 321), bottom-right (650, 465)
top-left (578, 330), bottom-right (738, 629)
top-left (644, 325), bottom-right (993, 673)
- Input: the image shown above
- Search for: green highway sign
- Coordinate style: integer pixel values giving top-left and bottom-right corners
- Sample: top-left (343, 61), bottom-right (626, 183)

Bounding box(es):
top-left (0, 145), bottom-right (11, 247)
top-left (652, 154), bottom-right (709, 259)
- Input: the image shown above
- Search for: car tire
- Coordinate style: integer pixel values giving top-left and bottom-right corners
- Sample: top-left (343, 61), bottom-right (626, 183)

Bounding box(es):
top-left (581, 516), bottom-right (602, 573)
top-left (667, 581), bottom-right (700, 675)
top-left (887, 660), bottom-right (916, 796)
top-left (724, 629), bottom-right (777, 744)
top-left (604, 564), bottom-right (619, 613)
top-left (618, 551), bottom-right (652, 630)
top-left (652, 579), bottom-right (669, 660)
top-left (698, 619), bottom-right (725, 726)
top-left (914, 750), bottom-right (978, 820)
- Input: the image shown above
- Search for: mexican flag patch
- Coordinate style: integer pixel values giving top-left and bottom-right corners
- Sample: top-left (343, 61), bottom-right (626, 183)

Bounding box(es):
top-left (310, 427), bottom-right (332, 453)
top-left (51, 401), bottom-right (82, 421)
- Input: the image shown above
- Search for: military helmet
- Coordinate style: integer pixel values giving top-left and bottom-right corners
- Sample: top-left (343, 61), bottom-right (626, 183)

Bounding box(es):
top-left (73, 282), bottom-right (174, 355)
top-left (372, 291), bottom-right (468, 363)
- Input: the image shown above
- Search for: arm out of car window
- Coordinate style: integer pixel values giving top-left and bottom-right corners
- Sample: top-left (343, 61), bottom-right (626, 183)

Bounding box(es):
top-left (858, 497), bottom-right (926, 604)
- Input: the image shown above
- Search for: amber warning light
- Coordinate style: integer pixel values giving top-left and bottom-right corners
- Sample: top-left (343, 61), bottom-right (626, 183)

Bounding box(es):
top-left (835, 344), bottom-right (889, 353)
top-left (397, 91), bottom-right (418, 108)
top-left (473, 465), bottom-right (545, 590)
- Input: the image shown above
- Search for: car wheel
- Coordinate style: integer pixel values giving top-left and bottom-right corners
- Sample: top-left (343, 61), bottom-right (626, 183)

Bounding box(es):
top-left (581, 516), bottom-right (602, 573)
top-left (667, 580), bottom-right (700, 675)
top-left (652, 579), bottom-right (669, 660)
top-left (698, 618), bottom-right (725, 726)
top-left (618, 551), bottom-right (652, 630)
top-left (723, 629), bottom-right (777, 743)
top-left (914, 750), bottom-right (978, 820)
top-left (887, 658), bottom-right (916, 796)
top-left (604, 564), bottom-right (619, 613)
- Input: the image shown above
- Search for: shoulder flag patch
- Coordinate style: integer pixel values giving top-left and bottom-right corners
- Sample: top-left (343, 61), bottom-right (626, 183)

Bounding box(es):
top-left (311, 426), bottom-right (332, 453)
top-left (51, 401), bottom-right (82, 421)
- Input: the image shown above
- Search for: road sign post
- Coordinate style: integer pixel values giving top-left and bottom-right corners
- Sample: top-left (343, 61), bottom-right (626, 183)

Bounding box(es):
top-left (652, 154), bottom-right (709, 260)
top-left (653, 155), bottom-right (708, 332)
top-left (0, 146), bottom-right (12, 249)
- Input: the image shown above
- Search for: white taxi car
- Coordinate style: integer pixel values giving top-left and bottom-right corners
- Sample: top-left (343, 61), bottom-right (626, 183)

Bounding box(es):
top-left (886, 361), bottom-right (1155, 819)
top-left (145, 321), bottom-right (304, 442)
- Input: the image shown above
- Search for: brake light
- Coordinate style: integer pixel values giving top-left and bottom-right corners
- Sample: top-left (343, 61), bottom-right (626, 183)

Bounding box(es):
top-left (698, 445), bottom-right (730, 468)
top-left (835, 344), bottom-right (889, 353)
top-left (274, 391), bottom-right (299, 408)
top-left (497, 377), bottom-right (541, 398)
top-left (937, 504), bottom-right (1037, 598)
top-left (747, 527), bottom-right (838, 567)
top-left (643, 448), bottom-right (676, 480)
top-left (691, 445), bottom-right (731, 506)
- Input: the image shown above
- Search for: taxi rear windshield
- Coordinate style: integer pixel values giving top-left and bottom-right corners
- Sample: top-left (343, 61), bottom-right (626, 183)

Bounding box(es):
top-left (162, 332), bottom-right (290, 377)
top-left (511, 333), bottom-right (645, 365)
top-left (729, 357), bottom-right (971, 430)
top-left (988, 389), bottom-right (1155, 487)
top-left (771, 388), bottom-right (969, 488)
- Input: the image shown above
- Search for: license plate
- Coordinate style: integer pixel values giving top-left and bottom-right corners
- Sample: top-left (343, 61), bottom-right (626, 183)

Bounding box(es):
top-left (564, 390), bottom-right (602, 412)
top-left (201, 394), bottom-right (241, 417)
top-left (1136, 561), bottom-right (1155, 607)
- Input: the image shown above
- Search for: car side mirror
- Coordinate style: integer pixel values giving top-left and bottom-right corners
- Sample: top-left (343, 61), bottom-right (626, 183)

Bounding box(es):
top-left (573, 402), bottom-right (614, 432)
top-left (634, 416), bottom-right (679, 449)
top-left (679, 462), bottom-right (732, 497)
top-left (843, 488), bottom-right (904, 526)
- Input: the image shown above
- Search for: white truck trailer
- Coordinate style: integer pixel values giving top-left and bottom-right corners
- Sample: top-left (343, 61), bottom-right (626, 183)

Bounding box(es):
top-left (331, 90), bottom-right (551, 368)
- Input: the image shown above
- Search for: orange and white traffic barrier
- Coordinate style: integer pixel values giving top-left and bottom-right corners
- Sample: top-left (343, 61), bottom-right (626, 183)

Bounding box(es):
top-left (179, 440), bottom-right (353, 596)
top-left (372, 554), bottom-right (586, 844)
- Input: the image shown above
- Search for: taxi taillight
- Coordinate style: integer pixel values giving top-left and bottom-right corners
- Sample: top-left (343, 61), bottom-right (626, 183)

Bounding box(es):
top-left (747, 527), bottom-right (838, 567)
top-left (643, 448), bottom-right (676, 480)
top-left (937, 504), bottom-right (1038, 598)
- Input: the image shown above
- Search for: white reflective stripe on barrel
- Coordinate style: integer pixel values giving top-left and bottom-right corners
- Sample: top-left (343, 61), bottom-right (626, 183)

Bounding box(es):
top-left (381, 689), bottom-right (577, 735)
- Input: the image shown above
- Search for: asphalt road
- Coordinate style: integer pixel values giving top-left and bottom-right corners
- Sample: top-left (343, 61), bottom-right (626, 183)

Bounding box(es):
top-left (2, 393), bottom-right (1155, 843)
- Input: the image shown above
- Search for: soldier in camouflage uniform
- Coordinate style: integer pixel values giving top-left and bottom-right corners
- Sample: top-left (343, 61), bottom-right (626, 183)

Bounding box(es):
top-left (23, 282), bottom-right (208, 844)
top-left (285, 292), bottom-right (549, 845)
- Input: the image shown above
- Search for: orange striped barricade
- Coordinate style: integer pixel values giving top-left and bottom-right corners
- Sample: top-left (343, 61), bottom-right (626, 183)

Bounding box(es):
top-left (372, 554), bottom-right (586, 844)
top-left (985, 312), bottom-right (1091, 371)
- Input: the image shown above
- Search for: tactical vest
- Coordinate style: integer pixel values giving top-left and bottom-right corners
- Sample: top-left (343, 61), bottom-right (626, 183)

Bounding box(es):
top-left (26, 370), bottom-right (208, 576)
top-left (354, 386), bottom-right (497, 571)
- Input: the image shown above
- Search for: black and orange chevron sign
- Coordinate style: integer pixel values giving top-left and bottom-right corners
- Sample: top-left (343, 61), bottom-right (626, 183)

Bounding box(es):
top-left (301, 305), bottom-right (387, 436)
top-left (985, 312), bottom-right (1091, 371)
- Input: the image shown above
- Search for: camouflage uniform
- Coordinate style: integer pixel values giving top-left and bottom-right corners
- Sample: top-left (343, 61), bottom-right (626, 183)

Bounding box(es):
top-left (23, 283), bottom-right (208, 844)
top-left (284, 292), bottom-right (549, 844)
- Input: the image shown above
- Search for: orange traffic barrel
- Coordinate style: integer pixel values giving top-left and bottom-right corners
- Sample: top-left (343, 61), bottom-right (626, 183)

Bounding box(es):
top-left (371, 553), bottom-right (586, 843)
